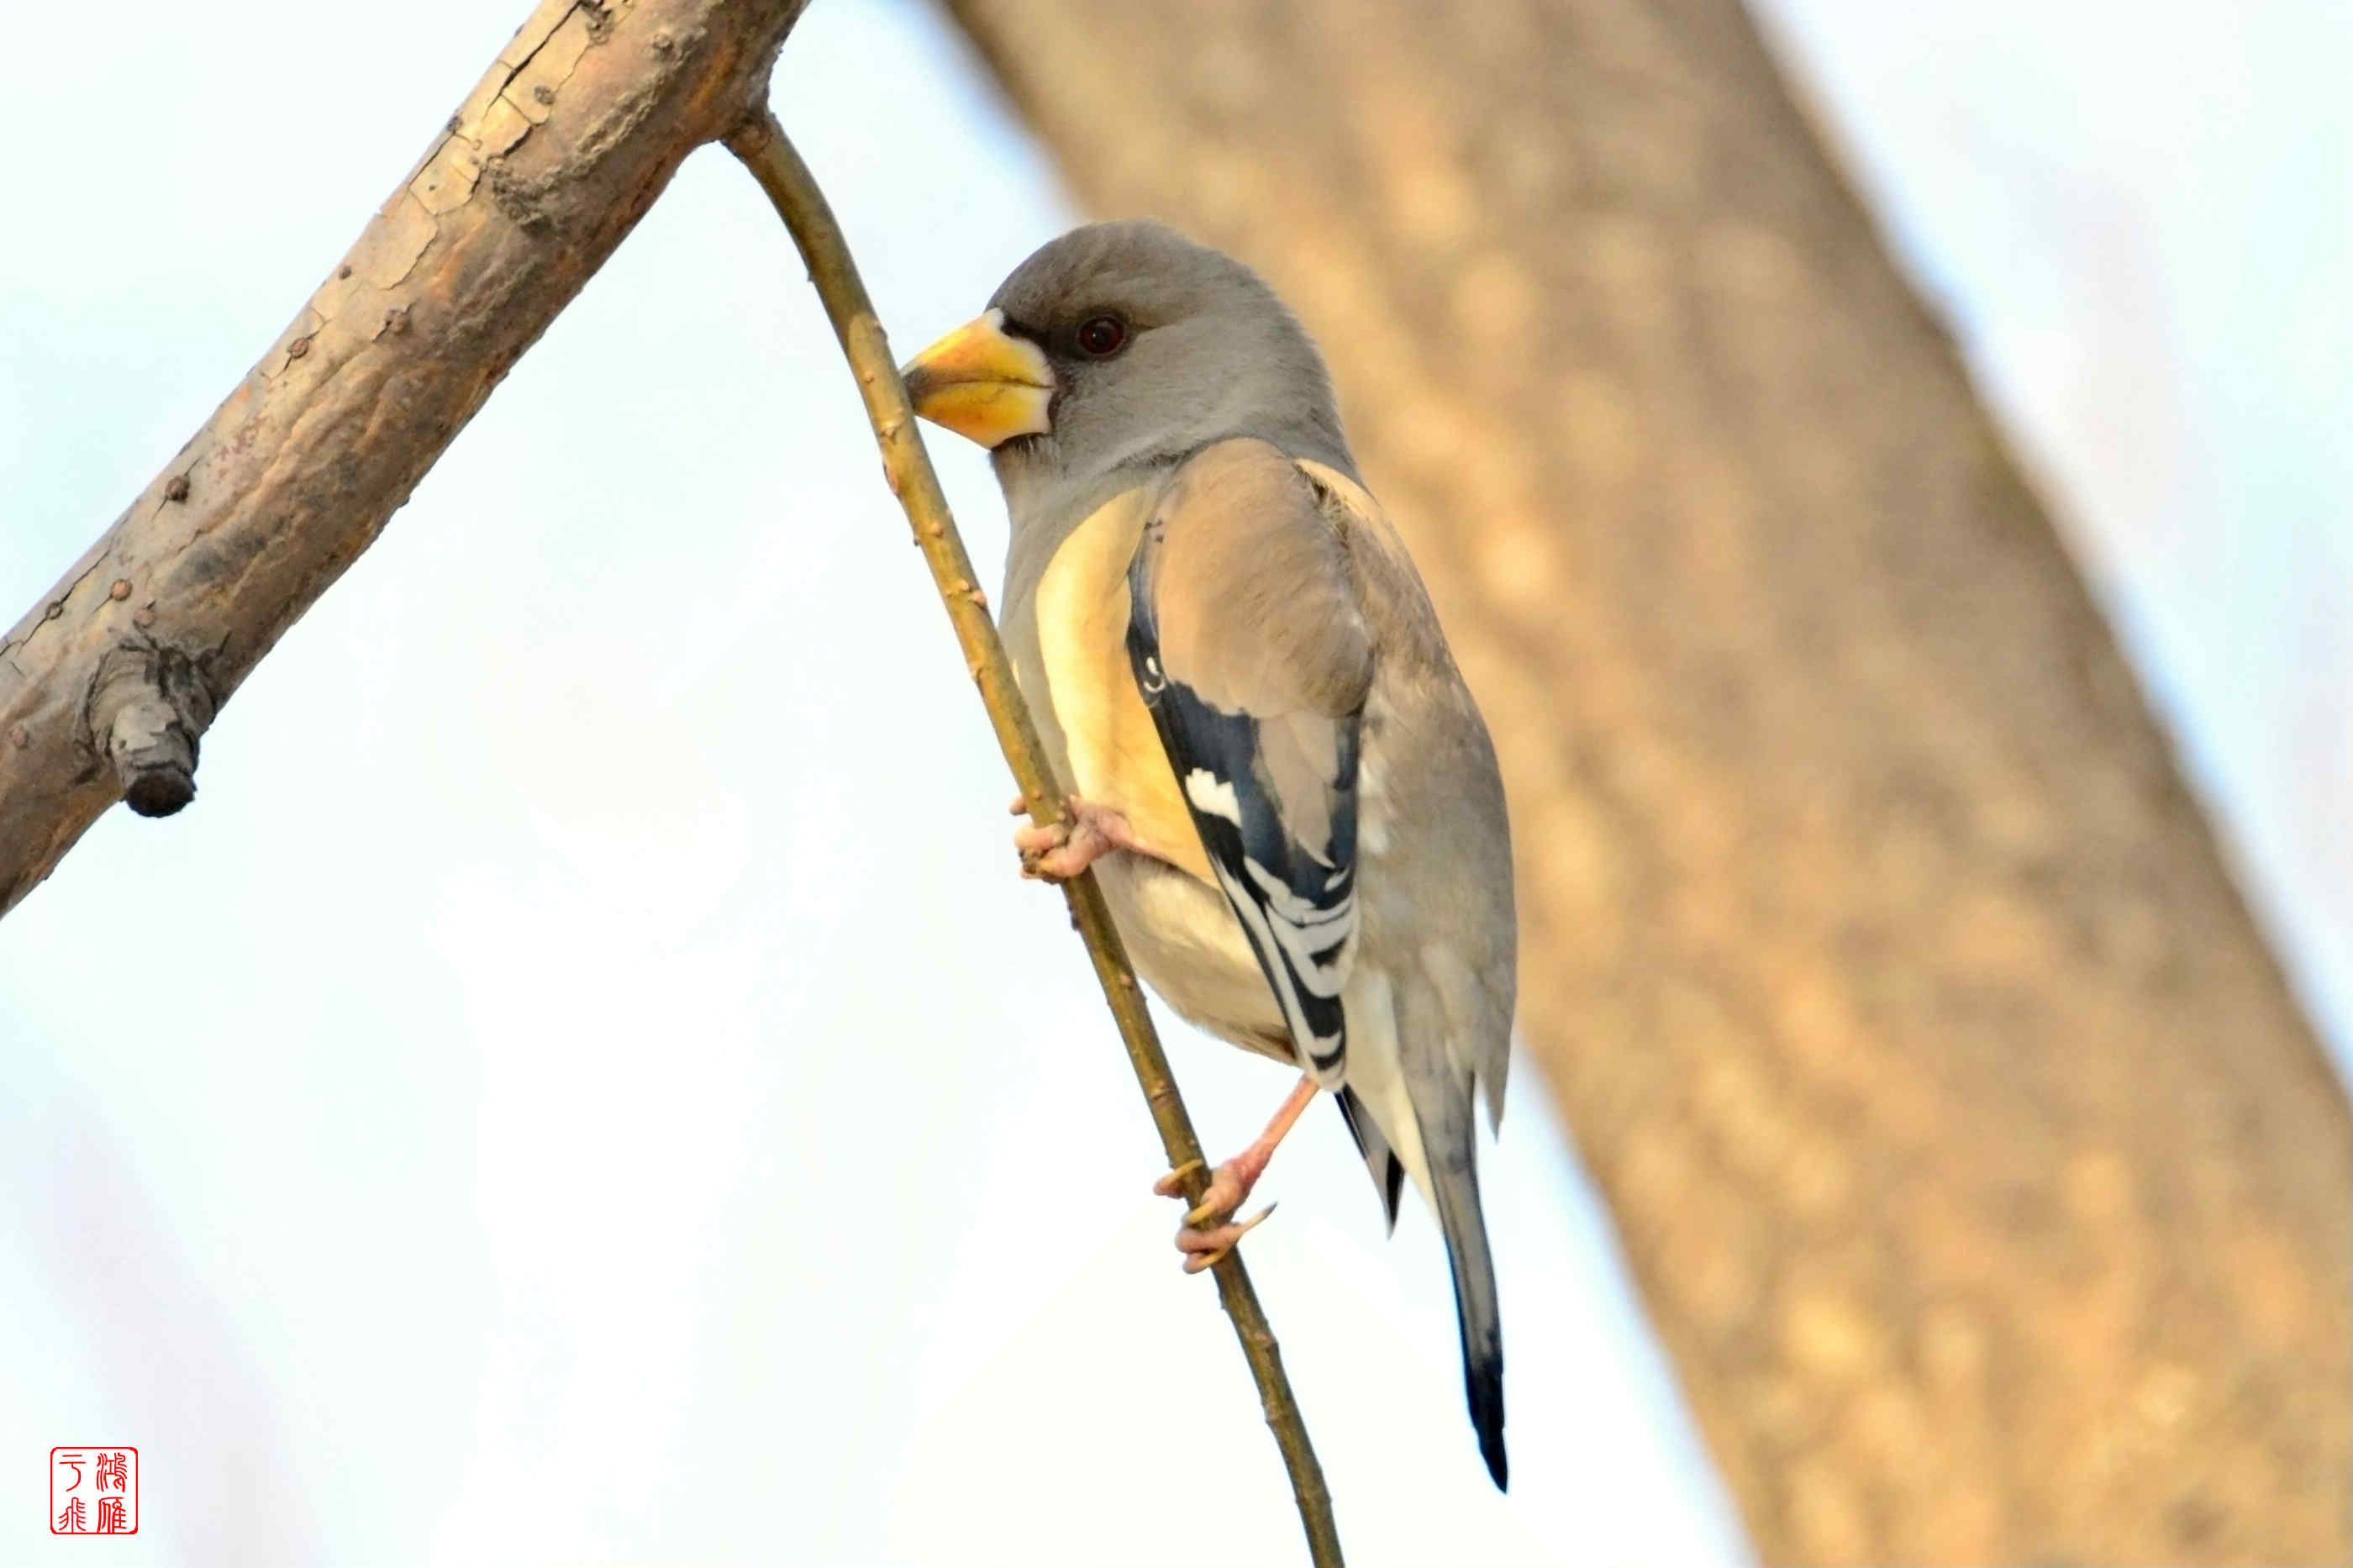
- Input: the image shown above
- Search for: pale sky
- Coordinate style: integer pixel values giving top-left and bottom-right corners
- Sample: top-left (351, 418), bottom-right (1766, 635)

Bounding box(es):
top-left (2, 1), bottom-right (2343, 1564)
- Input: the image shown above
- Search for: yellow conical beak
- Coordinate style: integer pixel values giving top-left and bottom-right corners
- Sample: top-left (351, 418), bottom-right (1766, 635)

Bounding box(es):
top-left (899, 308), bottom-right (1055, 448)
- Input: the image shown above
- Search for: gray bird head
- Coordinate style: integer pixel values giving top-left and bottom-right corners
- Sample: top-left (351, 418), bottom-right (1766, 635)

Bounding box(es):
top-left (901, 222), bottom-right (1355, 500)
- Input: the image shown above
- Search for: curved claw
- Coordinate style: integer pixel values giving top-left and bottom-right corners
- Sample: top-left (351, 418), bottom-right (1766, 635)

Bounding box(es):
top-left (1013, 818), bottom-right (1074, 878)
top-left (1153, 1075), bottom-right (1317, 1275)
top-left (1159, 1155), bottom-right (1275, 1270)
top-left (1156, 1160), bottom-right (1250, 1229)
top-left (1013, 796), bottom-right (1140, 882)
top-left (1181, 1202), bottom-right (1277, 1273)
top-left (1186, 1193), bottom-right (1233, 1229)
top-left (1152, 1159), bottom-right (1205, 1199)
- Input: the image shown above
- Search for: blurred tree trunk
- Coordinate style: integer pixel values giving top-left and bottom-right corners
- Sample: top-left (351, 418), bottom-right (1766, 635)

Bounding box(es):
top-left (940, 0), bottom-right (2353, 1560)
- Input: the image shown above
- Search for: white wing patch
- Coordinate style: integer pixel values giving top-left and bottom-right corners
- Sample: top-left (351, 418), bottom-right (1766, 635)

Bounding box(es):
top-left (1243, 857), bottom-right (1355, 1000)
top-left (1209, 860), bottom-right (1349, 1069)
top-left (1184, 768), bottom-right (1243, 825)
top-left (1124, 446), bottom-right (1367, 1083)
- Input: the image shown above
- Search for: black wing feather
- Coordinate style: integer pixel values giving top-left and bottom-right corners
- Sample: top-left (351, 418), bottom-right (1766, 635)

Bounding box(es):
top-left (1126, 530), bottom-right (1362, 1082)
top-left (1334, 1085), bottom-right (1406, 1231)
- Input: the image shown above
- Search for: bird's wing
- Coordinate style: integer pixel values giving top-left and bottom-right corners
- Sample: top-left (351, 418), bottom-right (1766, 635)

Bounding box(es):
top-left (1294, 457), bottom-right (1518, 1130)
top-left (1124, 438), bottom-right (1373, 1084)
top-left (1298, 455), bottom-right (1519, 1490)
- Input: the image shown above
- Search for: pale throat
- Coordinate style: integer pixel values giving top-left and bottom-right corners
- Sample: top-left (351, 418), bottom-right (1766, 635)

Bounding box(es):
top-left (1029, 487), bottom-right (1215, 886)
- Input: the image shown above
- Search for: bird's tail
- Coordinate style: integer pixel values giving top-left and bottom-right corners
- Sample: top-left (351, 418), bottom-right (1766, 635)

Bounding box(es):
top-left (1341, 965), bottom-right (1508, 1488)
top-left (1429, 1123), bottom-right (1507, 1490)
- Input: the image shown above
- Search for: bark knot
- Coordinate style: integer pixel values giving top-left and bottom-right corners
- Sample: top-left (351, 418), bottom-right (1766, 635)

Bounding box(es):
top-left (84, 638), bottom-right (218, 819)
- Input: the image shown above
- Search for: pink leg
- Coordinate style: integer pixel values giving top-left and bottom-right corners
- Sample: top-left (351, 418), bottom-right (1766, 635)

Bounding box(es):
top-left (1154, 1072), bottom-right (1320, 1273)
top-left (1012, 794), bottom-right (1145, 881)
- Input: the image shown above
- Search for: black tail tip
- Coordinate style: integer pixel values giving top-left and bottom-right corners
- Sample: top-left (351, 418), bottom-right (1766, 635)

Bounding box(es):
top-left (1480, 1428), bottom-right (1508, 1491)
top-left (1468, 1364), bottom-right (1507, 1490)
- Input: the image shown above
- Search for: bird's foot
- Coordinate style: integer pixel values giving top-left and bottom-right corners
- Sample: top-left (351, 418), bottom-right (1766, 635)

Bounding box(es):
top-left (1155, 1155), bottom-right (1277, 1274)
top-left (1013, 794), bottom-right (1140, 881)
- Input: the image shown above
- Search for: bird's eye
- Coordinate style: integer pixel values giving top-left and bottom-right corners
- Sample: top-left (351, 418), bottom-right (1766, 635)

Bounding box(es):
top-left (1076, 314), bottom-right (1129, 357)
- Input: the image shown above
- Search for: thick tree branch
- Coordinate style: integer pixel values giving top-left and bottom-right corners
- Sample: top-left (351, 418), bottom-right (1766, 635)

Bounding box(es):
top-left (720, 106), bottom-right (1345, 1568)
top-left (941, 2), bottom-right (2353, 1561)
top-left (0, 0), bottom-right (811, 916)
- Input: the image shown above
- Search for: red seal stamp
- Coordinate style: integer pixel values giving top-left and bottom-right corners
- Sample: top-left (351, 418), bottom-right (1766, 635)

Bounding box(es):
top-left (50, 1448), bottom-right (137, 1535)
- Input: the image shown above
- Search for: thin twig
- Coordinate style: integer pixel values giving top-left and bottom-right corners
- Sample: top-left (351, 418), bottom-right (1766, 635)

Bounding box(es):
top-left (722, 105), bottom-right (1343, 1567)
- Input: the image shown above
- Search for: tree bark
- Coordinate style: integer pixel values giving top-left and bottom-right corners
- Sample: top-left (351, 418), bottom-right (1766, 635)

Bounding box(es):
top-left (940, 1), bottom-right (2353, 1561)
top-left (0, 0), bottom-right (808, 915)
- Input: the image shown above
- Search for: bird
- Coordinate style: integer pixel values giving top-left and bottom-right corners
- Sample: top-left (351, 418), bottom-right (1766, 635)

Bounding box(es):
top-left (900, 221), bottom-right (1517, 1490)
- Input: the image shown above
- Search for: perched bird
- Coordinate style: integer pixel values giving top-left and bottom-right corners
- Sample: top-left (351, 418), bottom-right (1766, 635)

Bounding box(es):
top-left (902, 222), bottom-right (1517, 1489)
